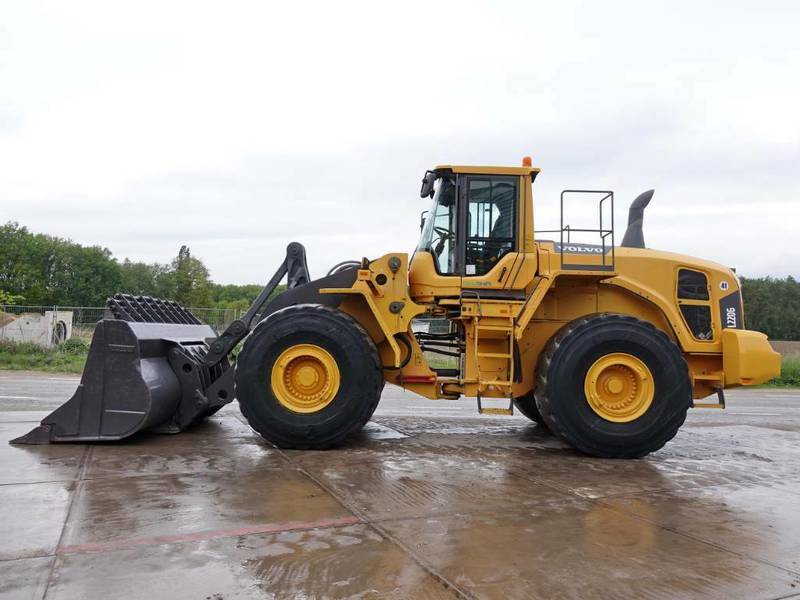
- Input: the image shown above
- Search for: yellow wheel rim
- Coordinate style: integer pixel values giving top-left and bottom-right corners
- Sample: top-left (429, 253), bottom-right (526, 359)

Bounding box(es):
top-left (271, 344), bottom-right (340, 413)
top-left (584, 353), bottom-right (654, 423)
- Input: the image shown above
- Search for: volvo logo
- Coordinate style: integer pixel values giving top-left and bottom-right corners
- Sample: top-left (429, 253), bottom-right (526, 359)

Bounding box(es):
top-left (554, 243), bottom-right (608, 254)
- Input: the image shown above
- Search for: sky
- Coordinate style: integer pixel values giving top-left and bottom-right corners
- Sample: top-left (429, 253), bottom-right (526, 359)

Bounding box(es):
top-left (1, 1), bottom-right (798, 283)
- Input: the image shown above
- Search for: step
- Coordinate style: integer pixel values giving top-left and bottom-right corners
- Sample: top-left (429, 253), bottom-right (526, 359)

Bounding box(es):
top-left (477, 396), bottom-right (514, 416)
top-left (476, 352), bottom-right (511, 359)
top-left (479, 407), bottom-right (514, 416)
top-left (693, 388), bottom-right (726, 409)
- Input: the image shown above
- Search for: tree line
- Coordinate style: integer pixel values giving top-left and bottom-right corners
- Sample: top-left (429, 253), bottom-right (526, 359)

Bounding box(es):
top-left (740, 276), bottom-right (800, 341)
top-left (0, 222), bottom-right (276, 310)
top-left (1, 222), bottom-right (798, 339)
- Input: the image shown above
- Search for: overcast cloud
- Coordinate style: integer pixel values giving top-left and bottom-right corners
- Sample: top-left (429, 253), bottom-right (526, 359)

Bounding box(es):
top-left (1, 1), bottom-right (798, 283)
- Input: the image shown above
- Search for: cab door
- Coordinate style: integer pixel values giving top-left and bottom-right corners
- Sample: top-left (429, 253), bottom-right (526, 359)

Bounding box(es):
top-left (460, 174), bottom-right (531, 294)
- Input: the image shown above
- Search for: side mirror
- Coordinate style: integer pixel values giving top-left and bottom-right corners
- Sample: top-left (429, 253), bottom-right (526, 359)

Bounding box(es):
top-left (419, 210), bottom-right (429, 232)
top-left (420, 170), bottom-right (437, 198)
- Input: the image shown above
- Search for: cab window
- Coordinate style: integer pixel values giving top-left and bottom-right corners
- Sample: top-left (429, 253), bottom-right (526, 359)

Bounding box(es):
top-left (677, 268), bottom-right (713, 340)
top-left (417, 176), bottom-right (457, 274)
top-left (465, 176), bottom-right (517, 276)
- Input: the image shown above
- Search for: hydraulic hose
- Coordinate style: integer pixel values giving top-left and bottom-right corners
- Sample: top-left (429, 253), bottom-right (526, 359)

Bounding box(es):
top-left (327, 261), bottom-right (361, 276)
top-left (382, 334), bottom-right (413, 370)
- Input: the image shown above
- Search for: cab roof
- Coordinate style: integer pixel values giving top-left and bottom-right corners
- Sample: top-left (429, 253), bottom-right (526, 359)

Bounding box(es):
top-left (433, 164), bottom-right (541, 176)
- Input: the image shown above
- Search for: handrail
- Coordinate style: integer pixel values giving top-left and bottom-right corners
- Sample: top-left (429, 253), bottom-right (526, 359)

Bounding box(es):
top-left (557, 190), bottom-right (615, 272)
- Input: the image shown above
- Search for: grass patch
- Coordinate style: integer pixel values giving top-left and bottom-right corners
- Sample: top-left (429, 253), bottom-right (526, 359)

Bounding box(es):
top-left (424, 353), bottom-right (458, 370)
top-left (763, 354), bottom-right (800, 387)
top-left (0, 340), bottom-right (87, 374)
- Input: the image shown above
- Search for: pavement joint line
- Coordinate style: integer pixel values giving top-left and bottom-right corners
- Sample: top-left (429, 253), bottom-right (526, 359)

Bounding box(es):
top-left (0, 478), bottom-right (78, 487)
top-left (593, 496), bottom-right (800, 579)
top-left (55, 515), bottom-right (367, 556)
top-left (43, 444), bottom-right (92, 600)
top-left (370, 419), bottom-right (415, 438)
top-left (274, 446), bottom-right (471, 600)
top-left (0, 553), bottom-right (57, 564)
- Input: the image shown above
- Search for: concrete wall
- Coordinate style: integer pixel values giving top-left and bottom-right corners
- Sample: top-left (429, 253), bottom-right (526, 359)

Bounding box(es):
top-left (0, 311), bottom-right (73, 348)
top-left (771, 340), bottom-right (800, 357)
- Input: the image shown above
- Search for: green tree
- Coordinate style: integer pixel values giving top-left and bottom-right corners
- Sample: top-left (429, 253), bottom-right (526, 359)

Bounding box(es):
top-left (119, 259), bottom-right (157, 295)
top-left (172, 245), bottom-right (211, 307)
top-left (119, 259), bottom-right (176, 298)
top-left (0, 222), bottom-right (44, 302)
top-left (0, 222), bottom-right (120, 306)
top-left (1, 221), bottom-right (278, 310)
top-left (741, 276), bottom-right (800, 340)
top-left (208, 283), bottom-right (274, 311)
top-left (48, 242), bottom-right (121, 306)
top-left (0, 290), bottom-right (25, 304)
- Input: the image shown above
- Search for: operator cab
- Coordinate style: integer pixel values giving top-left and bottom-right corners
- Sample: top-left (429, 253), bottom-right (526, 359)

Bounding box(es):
top-left (417, 169), bottom-right (520, 277)
top-left (410, 162), bottom-right (540, 301)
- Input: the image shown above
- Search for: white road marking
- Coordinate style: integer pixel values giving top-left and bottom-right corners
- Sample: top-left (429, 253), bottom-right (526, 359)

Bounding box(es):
top-left (723, 412), bottom-right (782, 416)
top-left (0, 395), bottom-right (47, 400)
top-left (0, 376), bottom-right (78, 382)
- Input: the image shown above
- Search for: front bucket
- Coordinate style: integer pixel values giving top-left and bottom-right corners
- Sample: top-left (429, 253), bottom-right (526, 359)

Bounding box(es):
top-left (11, 296), bottom-right (234, 444)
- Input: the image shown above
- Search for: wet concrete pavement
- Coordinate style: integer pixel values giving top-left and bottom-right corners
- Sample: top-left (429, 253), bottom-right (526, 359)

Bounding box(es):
top-left (1, 371), bottom-right (800, 599)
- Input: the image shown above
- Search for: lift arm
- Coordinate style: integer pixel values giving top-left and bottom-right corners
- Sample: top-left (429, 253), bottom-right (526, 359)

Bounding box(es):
top-left (202, 242), bottom-right (311, 367)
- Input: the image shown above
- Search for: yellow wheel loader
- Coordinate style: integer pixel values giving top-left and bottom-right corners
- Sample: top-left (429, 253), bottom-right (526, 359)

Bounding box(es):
top-left (13, 158), bottom-right (781, 458)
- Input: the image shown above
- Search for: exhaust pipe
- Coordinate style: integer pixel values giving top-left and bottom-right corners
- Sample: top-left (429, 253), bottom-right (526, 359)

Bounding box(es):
top-left (621, 190), bottom-right (654, 249)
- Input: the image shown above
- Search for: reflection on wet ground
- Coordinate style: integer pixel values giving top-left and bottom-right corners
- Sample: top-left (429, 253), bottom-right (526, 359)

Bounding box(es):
top-left (1, 376), bottom-right (800, 599)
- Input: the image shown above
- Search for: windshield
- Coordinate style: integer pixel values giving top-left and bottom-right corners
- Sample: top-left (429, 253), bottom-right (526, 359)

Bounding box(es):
top-left (417, 175), bottom-right (457, 274)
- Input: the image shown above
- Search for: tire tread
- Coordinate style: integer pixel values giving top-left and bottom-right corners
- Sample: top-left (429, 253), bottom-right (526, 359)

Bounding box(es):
top-left (534, 313), bottom-right (691, 458)
top-left (236, 304), bottom-right (383, 450)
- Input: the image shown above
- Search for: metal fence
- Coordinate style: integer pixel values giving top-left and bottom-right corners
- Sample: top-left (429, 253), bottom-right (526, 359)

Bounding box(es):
top-left (1, 307), bottom-right (457, 369)
top-left (0, 304), bottom-right (242, 343)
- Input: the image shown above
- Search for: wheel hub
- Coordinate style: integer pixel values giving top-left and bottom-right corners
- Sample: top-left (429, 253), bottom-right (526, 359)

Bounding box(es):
top-left (584, 353), bottom-right (654, 423)
top-left (271, 344), bottom-right (340, 413)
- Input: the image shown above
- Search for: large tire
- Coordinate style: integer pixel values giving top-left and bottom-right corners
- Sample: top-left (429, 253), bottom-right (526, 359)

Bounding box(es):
top-left (514, 391), bottom-right (544, 424)
top-left (534, 314), bottom-right (691, 458)
top-left (235, 304), bottom-right (383, 449)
